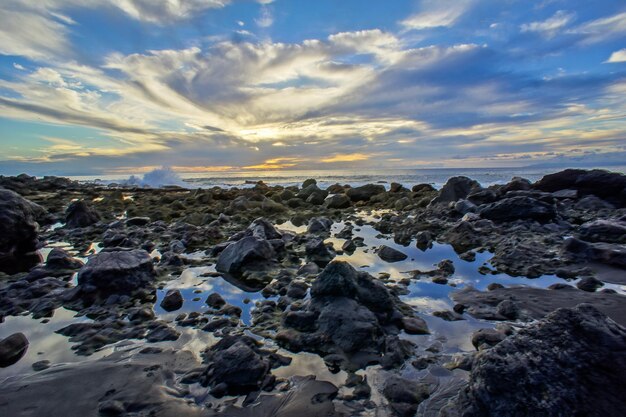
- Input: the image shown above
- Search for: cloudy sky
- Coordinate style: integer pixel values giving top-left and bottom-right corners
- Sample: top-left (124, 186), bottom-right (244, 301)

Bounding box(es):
top-left (0, 0), bottom-right (625, 175)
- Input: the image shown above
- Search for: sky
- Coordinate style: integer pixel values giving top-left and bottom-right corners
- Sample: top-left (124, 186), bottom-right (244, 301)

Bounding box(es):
top-left (0, 0), bottom-right (625, 176)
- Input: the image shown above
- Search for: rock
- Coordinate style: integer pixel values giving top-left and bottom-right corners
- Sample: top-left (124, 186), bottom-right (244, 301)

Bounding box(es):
top-left (304, 238), bottom-right (335, 265)
top-left (206, 292), bottom-right (226, 309)
top-left (449, 304), bottom-right (626, 417)
top-left (552, 189), bottom-right (578, 199)
top-left (346, 184), bottom-right (386, 202)
top-left (0, 333), bottom-right (29, 367)
top-left (578, 220), bottom-right (626, 243)
top-left (77, 249), bottom-right (155, 294)
top-left (496, 299), bottom-right (519, 319)
top-left (467, 188), bottom-right (498, 205)
top-left (297, 184), bottom-right (326, 201)
top-left (500, 177), bottom-right (532, 193)
top-left (125, 217), bottom-right (150, 227)
top-left (479, 196), bottom-right (557, 223)
top-left (577, 277), bottom-right (604, 292)
top-left (247, 218), bottom-right (282, 240)
top-left (471, 328), bottom-right (506, 350)
top-left (563, 237), bottom-right (626, 268)
top-left (454, 199), bottom-right (476, 214)
top-left (415, 231), bottom-right (433, 250)
top-left (32, 360), bottom-right (51, 371)
top-left (302, 178), bottom-right (317, 188)
top-left (342, 239), bottom-right (356, 253)
top-left (65, 200), bottom-right (100, 228)
top-left (324, 193), bottom-right (351, 209)
top-left (311, 261), bottom-right (358, 298)
top-left (401, 317), bottom-right (429, 334)
top-left (307, 217), bottom-right (332, 234)
top-left (383, 375), bottom-right (430, 417)
top-left (45, 248), bottom-right (83, 270)
top-left (390, 182), bottom-right (405, 193)
top-left (201, 336), bottom-right (272, 395)
top-left (160, 289), bottom-right (183, 311)
top-left (534, 169), bottom-right (626, 206)
top-left (0, 189), bottom-right (43, 273)
top-left (378, 245), bottom-right (408, 263)
top-left (216, 236), bottom-right (275, 274)
top-left (430, 176), bottom-right (481, 205)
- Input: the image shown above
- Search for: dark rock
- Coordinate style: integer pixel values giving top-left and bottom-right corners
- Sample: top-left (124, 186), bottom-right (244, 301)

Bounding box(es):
top-left (0, 189), bottom-right (43, 273)
top-left (534, 169), bottom-right (626, 206)
top-left (201, 336), bottom-right (271, 395)
top-left (479, 196), bottom-right (557, 223)
top-left (563, 237), bottom-right (626, 268)
top-left (378, 245), bottom-right (408, 263)
top-left (247, 218), bottom-right (282, 240)
top-left (430, 176), bottom-right (481, 205)
top-left (471, 328), bottom-right (506, 350)
top-left (310, 261), bottom-right (358, 298)
top-left (32, 360), bottom-right (51, 371)
top-left (65, 200), bottom-right (100, 228)
top-left (125, 217), bottom-right (150, 227)
top-left (160, 289), bottom-right (183, 311)
top-left (346, 184), bottom-right (386, 202)
top-left (578, 220), bottom-right (626, 243)
top-left (304, 238), bottom-right (335, 265)
top-left (449, 304), bottom-right (626, 417)
top-left (577, 277), bottom-right (604, 292)
top-left (216, 236), bottom-right (275, 274)
top-left (302, 178), bottom-right (317, 188)
top-left (206, 293), bottom-right (226, 310)
top-left (46, 248), bottom-right (83, 270)
top-left (0, 333), bottom-right (29, 367)
top-left (77, 249), bottom-right (155, 294)
top-left (383, 375), bottom-right (430, 417)
top-left (307, 217), bottom-right (332, 234)
top-left (401, 316), bottom-right (429, 334)
top-left (324, 193), bottom-right (351, 209)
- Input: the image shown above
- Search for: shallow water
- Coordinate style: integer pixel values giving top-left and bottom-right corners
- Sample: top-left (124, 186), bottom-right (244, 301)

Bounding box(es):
top-left (3, 211), bottom-right (625, 395)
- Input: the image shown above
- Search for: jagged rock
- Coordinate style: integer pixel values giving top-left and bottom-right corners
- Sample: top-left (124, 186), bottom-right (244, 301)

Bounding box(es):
top-left (307, 217), bottom-right (332, 234)
top-left (216, 236), bottom-right (275, 274)
top-left (383, 375), bottom-right (430, 417)
top-left (77, 249), bottom-right (155, 294)
top-left (0, 189), bottom-right (43, 273)
top-left (447, 305), bottom-right (626, 417)
top-left (430, 176), bottom-right (481, 206)
top-left (65, 200), bottom-right (101, 228)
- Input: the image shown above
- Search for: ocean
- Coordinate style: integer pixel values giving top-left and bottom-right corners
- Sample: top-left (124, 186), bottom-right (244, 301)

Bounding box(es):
top-left (70, 166), bottom-right (626, 190)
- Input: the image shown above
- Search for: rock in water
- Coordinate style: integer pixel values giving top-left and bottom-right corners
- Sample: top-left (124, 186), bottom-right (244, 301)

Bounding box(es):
top-left (77, 249), bottom-right (155, 294)
top-left (65, 200), bottom-right (101, 228)
top-left (429, 176), bottom-right (481, 205)
top-left (378, 245), bottom-right (408, 262)
top-left (534, 169), bottom-right (626, 207)
top-left (160, 289), bottom-right (183, 311)
top-left (447, 304), bottom-right (626, 417)
top-left (0, 189), bottom-right (43, 273)
top-left (216, 236), bottom-right (275, 274)
top-left (0, 333), bottom-right (29, 368)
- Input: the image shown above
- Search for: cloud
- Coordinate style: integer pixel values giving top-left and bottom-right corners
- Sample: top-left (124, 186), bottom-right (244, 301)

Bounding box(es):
top-left (606, 49), bottom-right (626, 63)
top-left (520, 10), bottom-right (575, 37)
top-left (108, 0), bottom-right (230, 24)
top-left (400, 0), bottom-right (471, 30)
top-left (574, 11), bottom-right (626, 44)
top-left (255, 4), bottom-right (274, 28)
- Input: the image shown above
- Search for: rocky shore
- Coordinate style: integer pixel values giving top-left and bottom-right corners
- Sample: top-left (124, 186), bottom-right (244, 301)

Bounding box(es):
top-left (0, 169), bottom-right (625, 416)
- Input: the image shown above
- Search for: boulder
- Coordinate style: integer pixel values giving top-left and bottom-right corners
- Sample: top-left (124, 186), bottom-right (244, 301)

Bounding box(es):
top-left (65, 200), bottom-right (101, 228)
top-left (247, 218), bottom-right (282, 240)
top-left (77, 249), bottom-right (155, 294)
top-left (0, 333), bottom-right (29, 368)
top-left (307, 217), bottom-right (332, 234)
top-left (430, 176), bottom-right (481, 205)
top-left (201, 336), bottom-right (272, 396)
top-left (160, 289), bottom-right (183, 312)
top-left (534, 169), bottom-right (626, 206)
top-left (383, 375), bottom-right (430, 417)
top-left (479, 196), bottom-right (556, 223)
top-left (216, 236), bottom-right (275, 274)
top-left (448, 304), bottom-right (626, 417)
top-left (0, 189), bottom-right (43, 273)
top-left (346, 184), bottom-right (386, 202)
top-left (324, 193), bottom-right (351, 209)
top-left (578, 220), bottom-right (626, 243)
top-left (377, 245), bottom-right (408, 263)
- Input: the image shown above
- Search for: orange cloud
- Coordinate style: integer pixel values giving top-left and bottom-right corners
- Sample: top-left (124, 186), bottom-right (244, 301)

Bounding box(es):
top-left (320, 153), bottom-right (370, 163)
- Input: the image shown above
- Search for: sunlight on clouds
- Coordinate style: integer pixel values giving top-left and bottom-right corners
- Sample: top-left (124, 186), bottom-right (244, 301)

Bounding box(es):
top-left (606, 49), bottom-right (626, 63)
top-left (320, 153), bottom-right (370, 163)
top-left (401, 0), bottom-right (471, 30)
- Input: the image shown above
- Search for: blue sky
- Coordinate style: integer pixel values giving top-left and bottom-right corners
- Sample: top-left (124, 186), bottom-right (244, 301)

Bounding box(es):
top-left (0, 0), bottom-right (625, 175)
